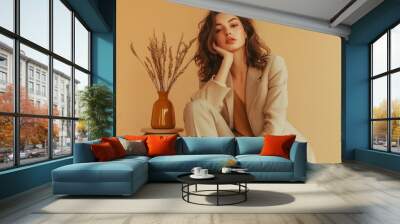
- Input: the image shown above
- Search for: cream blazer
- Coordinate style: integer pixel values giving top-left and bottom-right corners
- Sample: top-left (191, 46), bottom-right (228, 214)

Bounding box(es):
top-left (190, 54), bottom-right (305, 140)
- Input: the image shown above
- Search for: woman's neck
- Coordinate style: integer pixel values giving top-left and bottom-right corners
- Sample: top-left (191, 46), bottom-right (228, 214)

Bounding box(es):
top-left (230, 48), bottom-right (247, 79)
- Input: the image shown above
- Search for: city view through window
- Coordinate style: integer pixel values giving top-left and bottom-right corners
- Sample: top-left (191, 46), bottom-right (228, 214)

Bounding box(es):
top-left (0, 0), bottom-right (90, 170)
top-left (371, 23), bottom-right (400, 153)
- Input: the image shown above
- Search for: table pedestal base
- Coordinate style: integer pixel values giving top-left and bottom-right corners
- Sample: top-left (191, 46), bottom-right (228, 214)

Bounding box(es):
top-left (181, 183), bottom-right (249, 206)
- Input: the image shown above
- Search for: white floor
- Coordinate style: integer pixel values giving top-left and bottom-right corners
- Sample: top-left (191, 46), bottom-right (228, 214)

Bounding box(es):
top-left (1, 162), bottom-right (400, 224)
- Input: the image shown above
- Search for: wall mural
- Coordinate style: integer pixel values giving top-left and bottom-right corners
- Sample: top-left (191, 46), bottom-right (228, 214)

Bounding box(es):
top-left (117, 0), bottom-right (342, 163)
top-left (129, 11), bottom-right (305, 140)
top-left (183, 11), bottom-right (305, 140)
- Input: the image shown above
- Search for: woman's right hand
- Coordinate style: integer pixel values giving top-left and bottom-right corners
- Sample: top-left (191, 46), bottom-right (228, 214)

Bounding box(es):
top-left (213, 42), bottom-right (233, 61)
top-left (211, 42), bottom-right (233, 85)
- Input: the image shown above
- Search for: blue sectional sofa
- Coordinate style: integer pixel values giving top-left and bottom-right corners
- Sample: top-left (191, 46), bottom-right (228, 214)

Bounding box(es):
top-left (52, 137), bottom-right (307, 196)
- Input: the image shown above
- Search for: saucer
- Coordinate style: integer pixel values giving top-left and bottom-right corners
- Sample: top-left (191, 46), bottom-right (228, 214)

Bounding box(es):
top-left (232, 170), bottom-right (249, 174)
top-left (190, 174), bottom-right (215, 179)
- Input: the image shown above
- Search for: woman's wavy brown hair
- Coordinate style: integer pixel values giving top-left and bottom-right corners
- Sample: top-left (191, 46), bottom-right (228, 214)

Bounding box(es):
top-left (194, 11), bottom-right (271, 82)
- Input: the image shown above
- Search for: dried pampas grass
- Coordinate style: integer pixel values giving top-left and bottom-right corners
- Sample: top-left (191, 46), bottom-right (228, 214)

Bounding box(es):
top-left (130, 32), bottom-right (196, 92)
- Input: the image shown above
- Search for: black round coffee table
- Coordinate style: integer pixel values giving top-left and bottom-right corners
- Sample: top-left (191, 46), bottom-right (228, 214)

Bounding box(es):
top-left (177, 173), bottom-right (255, 206)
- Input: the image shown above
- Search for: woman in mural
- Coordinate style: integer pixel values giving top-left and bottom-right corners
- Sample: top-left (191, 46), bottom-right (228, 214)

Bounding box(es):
top-left (184, 11), bottom-right (304, 140)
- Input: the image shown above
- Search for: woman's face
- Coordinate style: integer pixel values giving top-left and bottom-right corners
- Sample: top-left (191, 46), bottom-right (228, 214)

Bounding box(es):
top-left (214, 13), bottom-right (247, 52)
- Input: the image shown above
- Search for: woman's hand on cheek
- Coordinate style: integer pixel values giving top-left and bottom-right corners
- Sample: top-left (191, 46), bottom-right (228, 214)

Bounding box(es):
top-left (213, 42), bottom-right (233, 61)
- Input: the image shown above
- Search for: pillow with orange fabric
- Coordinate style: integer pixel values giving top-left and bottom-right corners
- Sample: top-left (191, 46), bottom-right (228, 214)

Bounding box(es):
top-left (124, 135), bottom-right (148, 141)
top-left (101, 137), bottom-right (127, 158)
top-left (91, 142), bottom-right (118, 161)
top-left (259, 134), bottom-right (296, 159)
top-left (146, 135), bottom-right (177, 157)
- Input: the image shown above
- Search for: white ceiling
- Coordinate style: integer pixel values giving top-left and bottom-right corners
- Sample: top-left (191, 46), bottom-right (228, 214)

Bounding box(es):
top-left (227, 0), bottom-right (352, 22)
top-left (168, 0), bottom-right (384, 38)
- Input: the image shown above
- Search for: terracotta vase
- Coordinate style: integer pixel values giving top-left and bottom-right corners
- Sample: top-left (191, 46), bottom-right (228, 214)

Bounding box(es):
top-left (151, 91), bottom-right (175, 129)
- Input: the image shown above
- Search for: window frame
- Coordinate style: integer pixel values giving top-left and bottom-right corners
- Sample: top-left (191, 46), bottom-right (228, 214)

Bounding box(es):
top-left (370, 21), bottom-right (400, 154)
top-left (0, 0), bottom-right (92, 171)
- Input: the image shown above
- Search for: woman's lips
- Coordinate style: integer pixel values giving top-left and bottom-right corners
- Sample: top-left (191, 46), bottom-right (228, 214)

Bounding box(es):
top-left (226, 37), bottom-right (236, 44)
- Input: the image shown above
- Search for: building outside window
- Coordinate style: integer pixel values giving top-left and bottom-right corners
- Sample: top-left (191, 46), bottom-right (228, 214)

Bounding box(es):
top-left (0, 71), bottom-right (6, 82)
top-left (35, 70), bottom-right (40, 81)
top-left (54, 88), bottom-right (58, 103)
top-left (41, 73), bottom-right (46, 83)
top-left (28, 81), bottom-right (34, 94)
top-left (28, 66), bottom-right (34, 80)
top-left (0, 54), bottom-right (7, 67)
top-left (35, 83), bottom-right (40, 95)
top-left (0, 54), bottom-right (7, 88)
top-left (41, 85), bottom-right (46, 97)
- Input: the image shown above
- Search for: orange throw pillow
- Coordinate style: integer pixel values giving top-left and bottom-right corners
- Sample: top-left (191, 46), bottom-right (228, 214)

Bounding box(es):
top-left (124, 135), bottom-right (147, 141)
top-left (146, 135), bottom-right (177, 157)
top-left (101, 137), bottom-right (127, 158)
top-left (260, 134), bottom-right (296, 159)
top-left (91, 142), bottom-right (117, 161)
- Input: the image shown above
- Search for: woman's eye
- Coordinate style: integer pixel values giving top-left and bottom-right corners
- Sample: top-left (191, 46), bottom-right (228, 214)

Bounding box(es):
top-left (215, 29), bottom-right (221, 33)
top-left (231, 24), bottom-right (238, 28)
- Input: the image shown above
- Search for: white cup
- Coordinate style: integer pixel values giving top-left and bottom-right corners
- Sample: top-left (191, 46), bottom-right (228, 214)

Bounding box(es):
top-left (221, 167), bottom-right (232, 174)
top-left (200, 169), bottom-right (208, 176)
top-left (191, 167), bottom-right (202, 176)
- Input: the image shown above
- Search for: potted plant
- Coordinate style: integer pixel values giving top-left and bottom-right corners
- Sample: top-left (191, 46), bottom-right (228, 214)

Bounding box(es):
top-left (79, 84), bottom-right (113, 140)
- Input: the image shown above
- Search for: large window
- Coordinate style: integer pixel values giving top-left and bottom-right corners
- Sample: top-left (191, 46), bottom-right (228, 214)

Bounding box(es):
top-left (371, 23), bottom-right (400, 153)
top-left (0, 0), bottom-right (91, 171)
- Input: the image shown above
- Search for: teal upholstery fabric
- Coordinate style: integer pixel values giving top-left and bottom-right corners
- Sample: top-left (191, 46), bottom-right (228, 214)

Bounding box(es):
top-left (290, 142), bottom-right (307, 181)
top-left (73, 140), bottom-right (100, 163)
top-left (235, 137), bottom-right (264, 155)
top-left (116, 155), bottom-right (150, 163)
top-left (53, 137), bottom-right (307, 196)
top-left (176, 137), bottom-right (235, 155)
top-left (149, 154), bottom-right (235, 172)
top-left (52, 158), bottom-right (148, 195)
top-left (236, 155), bottom-right (293, 172)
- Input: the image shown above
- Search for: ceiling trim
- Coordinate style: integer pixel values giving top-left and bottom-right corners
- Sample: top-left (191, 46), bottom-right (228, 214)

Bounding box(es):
top-left (330, 0), bottom-right (368, 27)
top-left (168, 0), bottom-right (351, 38)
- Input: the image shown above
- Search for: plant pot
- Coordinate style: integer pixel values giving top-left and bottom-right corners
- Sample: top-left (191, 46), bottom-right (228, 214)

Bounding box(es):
top-left (151, 91), bottom-right (175, 129)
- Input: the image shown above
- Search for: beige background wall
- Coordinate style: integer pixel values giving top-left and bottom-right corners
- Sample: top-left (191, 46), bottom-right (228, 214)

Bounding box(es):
top-left (116, 0), bottom-right (342, 163)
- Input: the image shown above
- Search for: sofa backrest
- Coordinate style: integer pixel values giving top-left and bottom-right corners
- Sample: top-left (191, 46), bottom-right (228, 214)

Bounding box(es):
top-left (74, 136), bottom-right (299, 160)
top-left (176, 137), bottom-right (236, 155)
top-left (73, 139), bottom-right (100, 163)
top-left (235, 137), bottom-right (264, 155)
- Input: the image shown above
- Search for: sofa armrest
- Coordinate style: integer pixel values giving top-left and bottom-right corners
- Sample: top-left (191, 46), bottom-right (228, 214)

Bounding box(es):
top-left (73, 140), bottom-right (100, 163)
top-left (289, 141), bottom-right (307, 181)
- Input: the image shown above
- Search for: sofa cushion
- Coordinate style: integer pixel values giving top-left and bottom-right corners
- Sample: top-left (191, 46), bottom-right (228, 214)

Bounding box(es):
top-left (177, 137), bottom-right (235, 155)
top-left (236, 137), bottom-right (264, 155)
top-left (147, 135), bottom-right (178, 157)
top-left (91, 142), bottom-right (118, 161)
top-left (236, 155), bottom-right (293, 172)
top-left (124, 135), bottom-right (148, 141)
top-left (52, 159), bottom-right (147, 183)
top-left (73, 140), bottom-right (100, 163)
top-left (119, 138), bottom-right (147, 156)
top-left (148, 154), bottom-right (235, 172)
top-left (101, 137), bottom-right (127, 158)
top-left (260, 134), bottom-right (296, 159)
top-left (115, 155), bottom-right (150, 163)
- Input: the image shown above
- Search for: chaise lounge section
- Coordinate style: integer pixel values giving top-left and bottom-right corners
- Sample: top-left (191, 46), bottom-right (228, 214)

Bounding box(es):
top-left (52, 140), bottom-right (149, 196)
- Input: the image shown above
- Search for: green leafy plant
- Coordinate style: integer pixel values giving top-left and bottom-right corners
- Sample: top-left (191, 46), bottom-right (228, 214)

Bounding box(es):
top-left (79, 84), bottom-right (113, 140)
